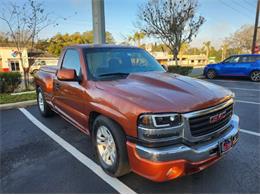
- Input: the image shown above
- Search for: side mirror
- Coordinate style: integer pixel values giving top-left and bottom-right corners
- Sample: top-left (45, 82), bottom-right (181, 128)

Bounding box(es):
top-left (161, 64), bottom-right (168, 71)
top-left (57, 69), bottom-right (78, 81)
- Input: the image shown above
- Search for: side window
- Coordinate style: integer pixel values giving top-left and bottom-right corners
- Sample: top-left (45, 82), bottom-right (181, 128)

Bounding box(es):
top-left (239, 56), bottom-right (248, 63)
top-left (223, 57), bottom-right (232, 63)
top-left (224, 56), bottom-right (240, 63)
top-left (231, 56), bottom-right (240, 63)
top-left (255, 56), bottom-right (260, 61)
top-left (62, 49), bottom-right (81, 76)
top-left (239, 56), bottom-right (258, 63)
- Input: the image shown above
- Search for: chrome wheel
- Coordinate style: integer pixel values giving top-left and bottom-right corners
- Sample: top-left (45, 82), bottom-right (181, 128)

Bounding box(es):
top-left (251, 71), bottom-right (260, 82)
top-left (38, 92), bottom-right (44, 112)
top-left (96, 126), bottom-right (117, 166)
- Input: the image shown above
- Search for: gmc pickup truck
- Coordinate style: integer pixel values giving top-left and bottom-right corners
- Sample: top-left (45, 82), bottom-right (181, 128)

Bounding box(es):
top-left (35, 44), bottom-right (239, 182)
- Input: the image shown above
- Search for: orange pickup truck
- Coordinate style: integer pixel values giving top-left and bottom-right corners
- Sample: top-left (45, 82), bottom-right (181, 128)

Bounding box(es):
top-left (34, 44), bottom-right (239, 182)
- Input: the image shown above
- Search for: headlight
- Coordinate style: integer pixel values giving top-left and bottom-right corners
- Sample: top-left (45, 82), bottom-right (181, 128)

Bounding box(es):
top-left (137, 113), bottom-right (183, 142)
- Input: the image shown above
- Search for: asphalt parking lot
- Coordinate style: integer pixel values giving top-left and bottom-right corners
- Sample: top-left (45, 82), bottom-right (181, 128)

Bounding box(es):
top-left (1, 78), bottom-right (260, 193)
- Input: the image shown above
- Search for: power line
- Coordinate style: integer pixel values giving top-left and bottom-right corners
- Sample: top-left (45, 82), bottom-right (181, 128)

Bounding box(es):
top-left (219, 0), bottom-right (252, 18)
top-left (231, 0), bottom-right (254, 13)
top-left (243, 0), bottom-right (257, 8)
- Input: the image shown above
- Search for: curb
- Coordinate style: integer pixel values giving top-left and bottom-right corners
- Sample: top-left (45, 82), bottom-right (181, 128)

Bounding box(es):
top-left (0, 100), bottom-right (37, 110)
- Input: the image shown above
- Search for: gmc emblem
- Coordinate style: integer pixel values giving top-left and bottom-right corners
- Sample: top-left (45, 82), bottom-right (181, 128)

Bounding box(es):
top-left (210, 110), bottom-right (227, 124)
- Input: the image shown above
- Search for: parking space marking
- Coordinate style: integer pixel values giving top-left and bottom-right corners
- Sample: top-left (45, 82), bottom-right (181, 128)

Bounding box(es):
top-left (229, 87), bottom-right (260, 92)
top-left (19, 108), bottom-right (136, 194)
top-left (240, 129), bottom-right (260, 137)
top-left (207, 79), bottom-right (260, 85)
top-left (235, 100), bottom-right (260, 105)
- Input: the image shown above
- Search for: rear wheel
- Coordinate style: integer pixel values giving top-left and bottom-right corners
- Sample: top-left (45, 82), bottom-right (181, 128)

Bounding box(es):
top-left (37, 87), bottom-right (54, 117)
top-left (92, 115), bottom-right (130, 177)
top-left (250, 70), bottom-right (260, 82)
top-left (206, 69), bottom-right (217, 79)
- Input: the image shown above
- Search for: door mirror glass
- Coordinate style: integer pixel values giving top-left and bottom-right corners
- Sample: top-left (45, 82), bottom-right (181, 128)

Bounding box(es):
top-left (57, 69), bottom-right (77, 81)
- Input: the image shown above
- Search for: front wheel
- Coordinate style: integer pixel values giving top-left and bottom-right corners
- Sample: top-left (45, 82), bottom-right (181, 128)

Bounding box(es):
top-left (92, 115), bottom-right (130, 177)
top-left (206, 69), bottom-right (217, 79)
top-left (250, 71), bottom-right (260, 82)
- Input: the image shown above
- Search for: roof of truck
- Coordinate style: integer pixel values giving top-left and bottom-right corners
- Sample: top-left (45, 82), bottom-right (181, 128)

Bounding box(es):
top-left (68, 44), bottom-right (140, 49)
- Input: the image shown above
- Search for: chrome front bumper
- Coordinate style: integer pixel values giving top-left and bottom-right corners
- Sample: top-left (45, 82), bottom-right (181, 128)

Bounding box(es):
top-left (136, 114), bottom-right (239, 162)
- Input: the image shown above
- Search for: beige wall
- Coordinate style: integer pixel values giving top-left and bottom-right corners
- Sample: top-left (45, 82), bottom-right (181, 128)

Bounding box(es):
top-left (0, 47), bottom-right (29, 72)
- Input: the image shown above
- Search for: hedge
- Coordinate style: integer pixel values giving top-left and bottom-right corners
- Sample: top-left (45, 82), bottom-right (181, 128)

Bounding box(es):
top-left (167, 65), bottom-right (193, 76)
top-left (0, 72), bottom-right (22, 93)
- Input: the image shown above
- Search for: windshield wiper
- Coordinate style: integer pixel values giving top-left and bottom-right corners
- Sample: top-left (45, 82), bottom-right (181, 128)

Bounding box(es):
top-left (98, 72), bottom-right (129, 77)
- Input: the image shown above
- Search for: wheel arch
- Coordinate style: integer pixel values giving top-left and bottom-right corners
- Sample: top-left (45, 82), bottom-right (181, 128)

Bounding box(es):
top-left (88, 111), bottom-right (127, 137)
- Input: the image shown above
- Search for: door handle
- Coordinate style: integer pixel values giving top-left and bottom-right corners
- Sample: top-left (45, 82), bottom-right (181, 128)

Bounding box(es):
top-left (54, 82), bottom-right (61, 90)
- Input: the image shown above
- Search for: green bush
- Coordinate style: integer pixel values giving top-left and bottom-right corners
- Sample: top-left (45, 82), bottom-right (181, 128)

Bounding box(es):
top-left (0, 72), bottom-right (22, 93)
top-left (167, 65), bottom-right (193, 76)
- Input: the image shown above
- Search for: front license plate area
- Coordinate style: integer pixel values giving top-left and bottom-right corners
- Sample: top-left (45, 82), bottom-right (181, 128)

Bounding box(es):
top-left (219, 138), bottom-right (232, 155)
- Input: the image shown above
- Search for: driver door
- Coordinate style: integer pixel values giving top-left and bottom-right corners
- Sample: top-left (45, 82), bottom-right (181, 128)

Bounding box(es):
top-left (220, 56), bottom-right (240, 75)
top-left (53, 49), bottom-right (87, 129)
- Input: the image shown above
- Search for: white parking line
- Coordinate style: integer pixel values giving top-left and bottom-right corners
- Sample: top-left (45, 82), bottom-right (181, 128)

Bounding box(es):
top-left (209, 79), bottom-right (260, 85)
top-left (229, 87), bottom-right (260, 92)
top-left (19, 108), bottom-right (136, 194)
top-left (240, 129), bottom-right (260, 137)
top-left (235, 100), bottom-right (260, 105)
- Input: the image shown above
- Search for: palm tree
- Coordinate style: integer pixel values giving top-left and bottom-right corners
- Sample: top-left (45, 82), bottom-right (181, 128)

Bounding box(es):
top-left (202, 41), bottom-right (211, 61)
top-left (133, 32), bottom-right (145, 47)
top-left (179, 42), bottom-right (189, 65)
top-left (127, 32), bottom-right (146, 47)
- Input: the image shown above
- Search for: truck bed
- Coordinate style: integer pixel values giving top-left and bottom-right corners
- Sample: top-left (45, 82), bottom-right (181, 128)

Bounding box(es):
top-left (40, 66), bottom-right (58, 74)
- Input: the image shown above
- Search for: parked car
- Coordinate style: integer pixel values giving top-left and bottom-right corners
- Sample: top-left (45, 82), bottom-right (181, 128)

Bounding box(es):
top-left (30, 59), bottom-right (58, 75)
top-left (204, 54), bottom-right (260, 82)
top-left (34, 45), bottom-right (239, 182)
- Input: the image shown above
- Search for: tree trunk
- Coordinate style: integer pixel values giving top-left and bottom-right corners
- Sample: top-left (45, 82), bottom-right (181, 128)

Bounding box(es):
top-left (19, 52), bottom-right (29, 90)
top-left (23, 71), bottom-right (29, 90)
top-left (172, 48), bottom-right (178, 66)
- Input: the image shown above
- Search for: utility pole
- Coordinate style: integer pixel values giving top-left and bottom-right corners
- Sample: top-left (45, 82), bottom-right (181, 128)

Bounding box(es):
top-left (252, 0), bottom-right (260, 54)
top-left (92, 0), bottom-right (106, 44)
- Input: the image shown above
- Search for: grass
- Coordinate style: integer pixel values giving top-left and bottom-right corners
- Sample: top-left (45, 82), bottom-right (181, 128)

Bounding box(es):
top-left (0, 92), bottom-right (36, 104)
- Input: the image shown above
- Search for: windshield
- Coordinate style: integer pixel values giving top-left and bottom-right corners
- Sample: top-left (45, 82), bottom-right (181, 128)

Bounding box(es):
top-left (84, 48), bottom-right (165, 80)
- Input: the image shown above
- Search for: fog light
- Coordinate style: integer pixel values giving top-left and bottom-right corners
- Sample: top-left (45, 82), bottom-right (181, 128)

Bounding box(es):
top-left (166, 166), bottom-right (184, 179)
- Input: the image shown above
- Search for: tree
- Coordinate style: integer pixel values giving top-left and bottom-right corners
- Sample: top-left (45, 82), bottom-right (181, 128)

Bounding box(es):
top-left (227, 25), bottom-right (258, 53)
top-left (0, 0), bottom-right (56, 89)
top-left (202, 41), bottom-right (211, 61)
top-left (0, 32), bottom-right (10, 45)
top-left (138, 0), bottom-right (205, 65)
top-left (127, 31), bottom-right (146, 47)
top-left (179, 42), bottom-right (189, 65)
top-left (47, 31), bottom-right (115, 56)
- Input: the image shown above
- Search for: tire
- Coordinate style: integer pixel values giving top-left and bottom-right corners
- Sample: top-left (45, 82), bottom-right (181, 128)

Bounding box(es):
top-left (92, 115), bottom-right (130, 177)
top-left (37, 87), bottom-right (54, 117)
top-left (250, 70), bottom-right (260, 82)
top-left (206, 69), bottom-right (217, 79)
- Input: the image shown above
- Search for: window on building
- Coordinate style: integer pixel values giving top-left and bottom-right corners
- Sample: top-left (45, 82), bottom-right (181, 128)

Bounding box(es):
top-left (10, 61), bottom-right (20, 71)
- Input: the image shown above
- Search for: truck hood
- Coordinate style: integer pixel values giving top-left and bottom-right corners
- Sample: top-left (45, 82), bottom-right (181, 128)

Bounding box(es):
top-left (95, 72), bottom-right (233, 113)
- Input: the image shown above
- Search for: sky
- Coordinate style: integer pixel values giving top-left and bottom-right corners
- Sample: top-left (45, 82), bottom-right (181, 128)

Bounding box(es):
top-left (0, 0), bottom-right (257, 48)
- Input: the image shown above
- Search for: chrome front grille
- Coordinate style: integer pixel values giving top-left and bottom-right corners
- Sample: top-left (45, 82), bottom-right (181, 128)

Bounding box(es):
top-left (183, 99), bottom-right (234, 138)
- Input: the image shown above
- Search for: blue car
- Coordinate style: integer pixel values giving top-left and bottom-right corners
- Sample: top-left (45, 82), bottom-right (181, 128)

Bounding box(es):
top-left (204, 54), bottom-right (260, 82)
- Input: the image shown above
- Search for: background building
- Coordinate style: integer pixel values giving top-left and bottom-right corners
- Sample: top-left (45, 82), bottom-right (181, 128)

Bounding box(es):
top-left (0, 47), bottom-right (58, 73)
top-left (0, 47), bottom-right (29, 72)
